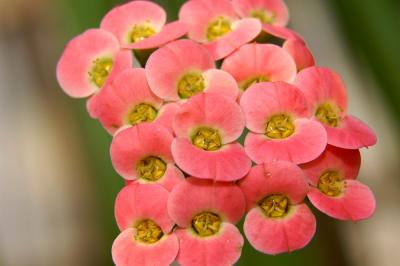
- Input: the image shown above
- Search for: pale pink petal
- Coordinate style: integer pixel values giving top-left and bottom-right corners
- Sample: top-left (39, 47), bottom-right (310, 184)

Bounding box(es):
top-left (244, 204), bottom-right (316, 255)
top-left (146, 39), bottom-right (215, 101)
top-left (308, 180), bottom-right (376, 221)
top-left (203, 69), bottom-right (239, 100)
top-left (172, 138), bottom-right (252, 181)
top-left (239, 162), bottom-right (309, 211)
top-left (168, 178), bottom-right (246, 228)
top-left (173, 93), bottom-right (245, 143)
top-left (221, 43), bottom-right (296, 87)
top-left (112, 228), bottom-right (179, 266)
top-left (240, 82), bottom-right (310, 133)
top-left (110, 124), bottom-right (173, 180)
top-left (244, 118), bottom-right (327, 164)
top-left (300, 145), bottom-right (361, 185)
top-left (262, 24), bottom-right (305, 41)
top-left (175, 223), bottom-right (243, 266)
top-left (283, 39), bottom-right (315, 72)
top-left (114, 183), bottom-right (174, 232)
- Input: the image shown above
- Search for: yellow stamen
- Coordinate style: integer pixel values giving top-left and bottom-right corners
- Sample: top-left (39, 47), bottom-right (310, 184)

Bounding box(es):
top-left (134, 220), bottom-right (163, 244)
top-left (88, 57), bottom-right (113, 88)
top-left (240, 75), bottom-right (269, 91)
top-left (250, 9), bottom-right (276, 24)
top-left (207, 16), bottom-right (232, 41)
top-left (192, 212), bottom-right (221, 237)
top-left (130, 22), bottom-right (156, 43)
top-left (192, 127), bottom-right (222, 151)
top-left (318, 170), bottom-right (344, 197)
top-left (259, 194), bottom-right (289, 218)
top-left (136, 156), bottom-right (167, 182)
top-left (177, 72), bottom-right (206, 99)
top-left (315, 102), bottom-right (341, 127)
top-left (265, 114), bottom-right (295, 139)
top-left (128, 103), bottom-right (157, 125)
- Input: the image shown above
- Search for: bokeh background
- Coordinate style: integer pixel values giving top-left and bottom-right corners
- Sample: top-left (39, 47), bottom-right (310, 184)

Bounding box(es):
top-left (0, 0), bottom-right (399, 265)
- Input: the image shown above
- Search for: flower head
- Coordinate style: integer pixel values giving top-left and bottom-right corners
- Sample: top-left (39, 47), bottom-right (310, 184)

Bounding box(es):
top-left (100, 0), bottom-right (186, 50)
top-left (239, 161), bottom-right (316, 255)
top-left (179, 0), bottom-right (262, 59)
top-left (294, 67), bottom-right (377, 149)
top-left (56, 29), bottom-right (132, 98)
top-left (110, 123), bottom-right (184, 191)
top-left (112, 183), bottom-right (179, 266)
top-left (172, 93), bottom-right (251, 181)
top-left (300, 145), bottom-right (376, 221)
top-left (240, 81), bottom-right (327, 164)
top-left (168, 178), bottom-right (245, 266)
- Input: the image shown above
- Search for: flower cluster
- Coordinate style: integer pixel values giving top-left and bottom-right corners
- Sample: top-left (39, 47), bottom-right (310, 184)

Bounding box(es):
top-left (56, 0), bottom-right (377, 265)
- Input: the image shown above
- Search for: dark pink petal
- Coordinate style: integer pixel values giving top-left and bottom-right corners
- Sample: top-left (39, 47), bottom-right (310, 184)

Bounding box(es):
top-left (100, 0), bottom-right (166, 45)
top-left (203, 69), bottom-right (239, 100)
top-left (172, 138), bottom-right (251, 181)
top-left (244, 204), bottom-right (316, 255)
top-left (146, 39), bottom-right (215, 101)
top-left (294, 66), bottom-right (348, 112)
top-left (168, 178), bottom-right (246, 227)
top-left (300, 145), bottom-right (361, 185)
top-left (245, 118), bottom-right (327, 164)
top-left (114, 183), bottom-right (174, 232)
top-left (175, 223), bottom-right (244, 266)
top-left (262, 24), bottom-right (305, 42)
top-left (221, 43), bottom-right (296, 86)
top-left (204, 18), bottom-right (262, 60)
top-left (283, 39), bottom-right (315, 72)
top-left (323, 115), bottom-right (377, 149)
top-left (308, 180), bottom-right (376, 221)
top-left (110, 124), bottom-right (173, 180)
top-left (239, 162), bottom-right (309, 210)
top-left (240, 82), bottom-right (310, 133)
top-left (112, 228), bottom-right (179, 266)
top-left (173, 93), bottom-right (245, 143)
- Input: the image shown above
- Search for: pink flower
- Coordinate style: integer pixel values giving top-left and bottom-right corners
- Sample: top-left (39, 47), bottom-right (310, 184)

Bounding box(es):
top-left (146, 39), bottom-right (239, 102)
top-left (88, 68), bottom-right (179, 134)
top-left (168, 178), bottom-right (245, 266)
top-left (240, 81), bottom-right (327, 164)
top-left (179, 0), bottom-right (262, 60)
top-left (172, 93), bottom-right (251, 181)
top-left (283, 39), bottom-right (315, 72)
top-left (294, 67), bottom-right (377, 149)
top-left (300, 145), bottom-right (376, 221)
top-left (221, 43), bottom-right (297, 91)
top-left (56, 29), bottom-right (132, 98)
top-left (112, 183), bottom-right (179, 266)
top-left (239, 161), bottom-right (316, 255)
top-left (110, 123), bottom-right (184, 191)
top-left (100, 0), bottom-right (187, 50)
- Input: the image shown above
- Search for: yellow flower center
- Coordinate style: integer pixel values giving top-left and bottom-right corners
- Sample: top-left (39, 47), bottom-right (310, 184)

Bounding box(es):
top-left (318, 170), bottom-right (344, 197)
top-left (315, 102), bottom-right (342, 127)
top-left (265, 114), bottom-right (295, 139)
top-left (177, 72), bottom-right (206, 99)
top-left (259, 194), bottom-right (289, 218)
top-left (130, 22), bottom-right (156, 43)
top-left (192, 212), bottom-right (221, 237)
top-left (89, 57), bottom-right (113, 88)
top-left (250, 9), bottom-right (276, 24)
top-left (128, 103), bottom-right (158, 125)
top-left (134, 219), bottom-right (163, 244)
top-left (192, 127), bottom-right (222, 151)
top-left (206, 16), bottom-right (232, 41)
top-left (136, 156), bottom-right (167, 182)
top-left (240, 75), bottom-right (270, 91)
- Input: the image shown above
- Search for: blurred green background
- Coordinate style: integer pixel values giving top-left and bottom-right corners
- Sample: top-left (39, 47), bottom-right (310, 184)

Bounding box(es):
top-left (0, 0), bottom-right (398, 265)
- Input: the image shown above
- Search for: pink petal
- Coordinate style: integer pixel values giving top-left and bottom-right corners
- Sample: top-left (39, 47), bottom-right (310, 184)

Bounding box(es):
top-left (112, 228), bottom-right (179, 266)
top-left (145, 39), bottom-right (215, 101)
top-left (202, 69), bottom-right (239, 100)
top-left (240, 81), bottom-right (310, 133)
top-left (114, 183), bottom-right (175, 232)
top-left (232, 0), bottom-right (289, 26)
top-left (294, 66), bottom-right (348, 112)
top-left (204, 18), bottom-right (262, 60)
top-left (283, 39), bottom-right (315, 72)
top-left (110, 123), bottom-right (173, 180)
top-left (172, 138), bottom-right (251, 181)
top-left (168, 178), bottom-right (246, 228)
top-left (244, 118), bottom-right (327, 164)
top-left (175, 223), bottom-right (244, 266)
top-left (300, 145), bottom-right (361, 185)
top-left (100, 0), bottom-right (166, 45)
top-left (262, 24), bottom-right (305, 42)
top-left (123, 21), bottom-right (187, 50)
top-left (154, 102), bottom-right (181, 135)
top-left (221, 43), bottom-right (296, 87)
top-left (239, 162), bottom-right (309, 211)
top-left (173, 93), bottom-right (245, 143)
top-left (244, 204), bottom-right (316, 255)
top-left (308, 180), bottom-right (376, 221)
top-left (323, 115), bottom-right (377, 149)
